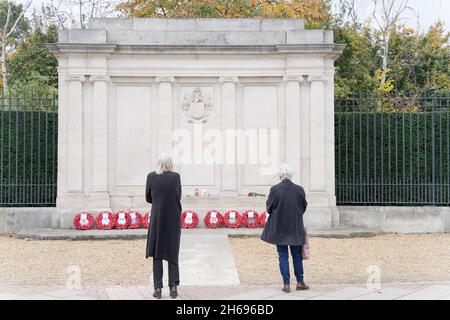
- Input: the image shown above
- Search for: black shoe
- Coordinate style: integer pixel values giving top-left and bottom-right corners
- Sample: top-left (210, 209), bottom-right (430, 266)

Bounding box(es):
top-left (282, 285), bottom-right (290, 293)
top-left (153, 288), bottom-right (162, 299)
top-left (170, 286), bottom-right (178, 299)
top-left (296, 281), bottom-right (310, 291)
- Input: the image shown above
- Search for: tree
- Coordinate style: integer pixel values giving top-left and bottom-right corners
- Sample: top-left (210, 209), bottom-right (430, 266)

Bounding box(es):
top-left (371, 0), bottom-right (412, 84)
top-left (0, 0), bottom-right (32, 91)
top-left (116, 0), bottom-right (332, 29)
top-left (389, 22), bottom-right (450, 92)
top-left (8, 24), bottom-right (58, 93)
top-left (336, 0), bottom-right (358, 25)
top-left (333, 23), bottom-right (380, 96)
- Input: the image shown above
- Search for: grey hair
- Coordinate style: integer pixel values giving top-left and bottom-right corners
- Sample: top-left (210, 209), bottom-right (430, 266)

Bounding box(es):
top-left (155, 153), bottom-right (173, 174)
top-left (279, 164), bottom-right (294, 181)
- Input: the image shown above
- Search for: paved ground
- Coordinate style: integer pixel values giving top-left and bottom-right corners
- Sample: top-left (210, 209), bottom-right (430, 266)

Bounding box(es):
top-left (2, 231), bottom-right (450, 300)
top-left (1, 282), bottom-right (450, 300)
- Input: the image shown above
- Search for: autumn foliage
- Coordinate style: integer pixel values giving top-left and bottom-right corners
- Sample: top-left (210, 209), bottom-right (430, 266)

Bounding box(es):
top-left (116, 0), bottom-right (331, 29)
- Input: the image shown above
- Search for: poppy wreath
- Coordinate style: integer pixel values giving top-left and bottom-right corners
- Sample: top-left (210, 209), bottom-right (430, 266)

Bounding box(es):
top-left (128, 211), bottom-right (142, 229)
top-left (142, 211), bottom-right (151, 229)
top-left (114, 211), bottom-right (132, 229)
top-left (73, 211), bottom-right (94, 230)
top-left (241, 210), bottom-right (260, 228)
top-left (181, 210), bottom-right (199, 229)
top-left (257, 211), bottom-right (268, 228)
top-left (204, 210), bottom-right (224, 229)
top-left (95, 211), bottom-right (116, 230)
top-left (223, 210), bottom-right (243, 229)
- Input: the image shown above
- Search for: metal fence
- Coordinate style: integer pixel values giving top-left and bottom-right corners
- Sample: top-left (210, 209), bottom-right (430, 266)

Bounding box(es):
top-left (335, 91), bottom-right (450, 206)
top-left (0, 91), bottom-right (58, 207)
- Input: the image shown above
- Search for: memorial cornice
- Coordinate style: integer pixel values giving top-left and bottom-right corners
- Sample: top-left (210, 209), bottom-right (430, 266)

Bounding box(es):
top-left (47, 43), bottom-right (346, 56)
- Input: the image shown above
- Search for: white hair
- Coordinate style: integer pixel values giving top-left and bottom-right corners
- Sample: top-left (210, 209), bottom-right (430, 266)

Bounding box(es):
top-left (155, 153), bottom-right (173, 174)
top-left (279, 164), bottom-right (294, 181)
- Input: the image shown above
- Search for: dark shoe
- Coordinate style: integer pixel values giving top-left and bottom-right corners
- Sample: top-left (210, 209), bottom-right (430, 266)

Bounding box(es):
top-left (153, 288), bottom-right (162, 299)
top-left (170, 286), bottom-right (178, 299)
top-left (296, 281), bottom-right (310, 291)
top-left (282, 285), bottom-right (290, 293)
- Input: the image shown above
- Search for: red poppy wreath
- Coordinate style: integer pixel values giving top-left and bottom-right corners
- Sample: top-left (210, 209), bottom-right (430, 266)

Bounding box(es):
top-left (223, 210), bottom-right (243, 228)
top-left (142, 211), bottom-right (151, 229)
top-left (257, 211), bottom-right (269, 227)
top-left (73, 211), bottom-right (94, 230)
top-left (204, 210), bottom-right (224, 228)
top-left (114, 211), bottom-right (131, 229)
top-left (128, 211), bottom-right (142, 229)
top-left (242, 210), bottom-right (260, 228)
top-left (181, 210), bottom-right (199, 229)
top-left (95, 211), bottom-right (116, 230)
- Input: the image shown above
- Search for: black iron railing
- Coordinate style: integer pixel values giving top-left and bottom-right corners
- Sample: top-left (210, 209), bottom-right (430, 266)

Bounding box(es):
top-left (335, 91), bottom-right (450, 206)
top-left (0, 91), bottom-right (58, 206)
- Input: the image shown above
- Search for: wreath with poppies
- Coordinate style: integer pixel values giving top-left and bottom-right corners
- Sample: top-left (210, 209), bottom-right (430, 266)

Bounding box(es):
top-left (204, 210), bottom-right (224, 229)
top-left (73, 211), bottom-right (94, 230)
top-left (223, 210), bottom-right (243, 228)
top-left (95, 211), bottom-right (116, 230)
top-left (114, 211), bottom-right (131, 229)
top-left (128, 211), bottom-right (142, 229)
top-left (241, 210), bottom-right (260, 228)
top-left (181, 210), bottom-right (199, 229)
top-left (142, 211), bottom-right (151, 229)
top-left (257, 211), bottom-right (269, 227)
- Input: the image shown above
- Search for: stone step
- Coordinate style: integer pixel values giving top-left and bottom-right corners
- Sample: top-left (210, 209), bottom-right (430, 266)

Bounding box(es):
top-left (14, 227), bottom-right (377, 240)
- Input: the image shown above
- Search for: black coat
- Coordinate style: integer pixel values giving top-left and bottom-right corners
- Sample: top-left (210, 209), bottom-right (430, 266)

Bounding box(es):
top-left (260, 179), bottom-right (308, 246)
top-left (145, 171), bottom-right (182, 263)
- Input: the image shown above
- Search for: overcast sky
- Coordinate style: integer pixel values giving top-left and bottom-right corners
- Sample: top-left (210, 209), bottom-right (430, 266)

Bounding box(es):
top-left (17, 0), bottom-right (450, 32)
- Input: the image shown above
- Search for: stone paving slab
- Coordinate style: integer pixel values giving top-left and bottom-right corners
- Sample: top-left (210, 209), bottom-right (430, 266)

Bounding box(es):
top-left (2, 283), bottom-right (450, 300)
top-left (15, 227), bottom-right (377, 240)
top-left (151, 234), bottom-right (240, 286)
top-left (397, 285), bottom-right (450, 300)
top-left (352, 288), bottom-right (412, 300)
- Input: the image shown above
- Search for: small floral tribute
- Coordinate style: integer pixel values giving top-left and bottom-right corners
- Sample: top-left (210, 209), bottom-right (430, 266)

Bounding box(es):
top-left (181, 210), bottom-right (199, 229)
top-left (241, 210), bottom-right (260, 228)
top-left (73, 211), bottom-right (94, 230)
top-left (204, 210), bottom-right (224, 228)
top-left (95, 211), bottom-right (116, 230)
top-left (223, 210), bottom-right (243, 228)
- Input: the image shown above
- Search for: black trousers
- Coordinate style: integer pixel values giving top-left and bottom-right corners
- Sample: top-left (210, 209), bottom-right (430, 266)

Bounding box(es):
top-left (153, 258), bottom-right (180, 289)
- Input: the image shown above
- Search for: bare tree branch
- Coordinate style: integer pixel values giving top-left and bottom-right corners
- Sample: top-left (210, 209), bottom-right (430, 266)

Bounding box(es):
top-left (6, 0), bottom-right (33, 38)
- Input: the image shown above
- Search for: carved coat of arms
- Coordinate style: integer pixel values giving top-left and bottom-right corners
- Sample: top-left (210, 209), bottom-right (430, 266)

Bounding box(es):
top-left (182, 88), bottom-right (212, 123)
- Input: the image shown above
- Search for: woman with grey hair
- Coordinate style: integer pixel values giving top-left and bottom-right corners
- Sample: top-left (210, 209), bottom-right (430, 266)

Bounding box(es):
top-left (145, 153), bottom-right (182, 299)
top-left (261, 164), bottom-right (310, 293)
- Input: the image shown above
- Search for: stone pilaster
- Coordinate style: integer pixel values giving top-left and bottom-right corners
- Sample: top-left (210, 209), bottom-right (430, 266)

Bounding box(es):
top-left (307, 75), bottom-right (328, 193)
top-left (155, 76), bottom-right (175, 155)
top-left (219, 76), bottom-right (239, 194)
top-left (89, 75), bottom-right (110, 194)
top-left (66, 74), bottom-right (86, 192)
top-left (283, 75), bottom-right (303, 185)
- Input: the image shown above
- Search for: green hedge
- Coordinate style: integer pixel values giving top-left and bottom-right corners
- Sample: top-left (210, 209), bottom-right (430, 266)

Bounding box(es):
top-left (0, 110), bottom-right (57, 206)
top-left (335, 111), bottom-right (450, 205)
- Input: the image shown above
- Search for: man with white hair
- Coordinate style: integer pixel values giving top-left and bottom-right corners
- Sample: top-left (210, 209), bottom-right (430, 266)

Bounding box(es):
top-left (261, 164), bottom-right (310, 293)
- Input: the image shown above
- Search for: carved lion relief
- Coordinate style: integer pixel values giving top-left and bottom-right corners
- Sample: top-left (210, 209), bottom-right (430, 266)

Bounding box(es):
top-left (182, 88), bottom-right (213, 123)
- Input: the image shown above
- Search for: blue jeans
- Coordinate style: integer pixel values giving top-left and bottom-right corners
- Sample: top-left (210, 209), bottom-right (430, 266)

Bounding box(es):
top-left (276, 245), bottom-right (304, 285)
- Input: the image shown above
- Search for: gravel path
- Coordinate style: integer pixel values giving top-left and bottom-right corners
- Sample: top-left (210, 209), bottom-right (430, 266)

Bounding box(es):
top-left (229, 234), bottom-right (450, 285)
top-left (0, 237), bottom-right (151, 286)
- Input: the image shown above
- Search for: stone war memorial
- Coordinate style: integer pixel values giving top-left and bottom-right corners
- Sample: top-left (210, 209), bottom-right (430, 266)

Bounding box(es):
top-left (45, 18), bottom-right (344, 229)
